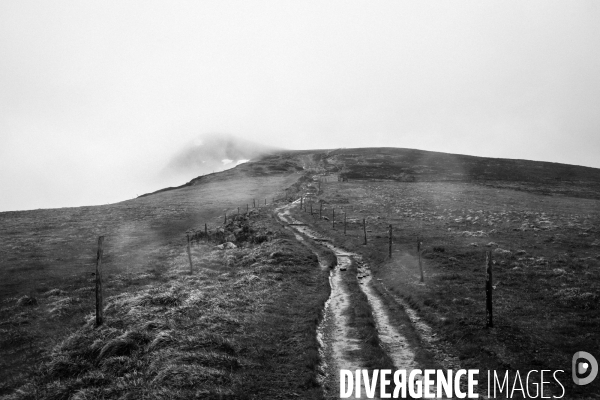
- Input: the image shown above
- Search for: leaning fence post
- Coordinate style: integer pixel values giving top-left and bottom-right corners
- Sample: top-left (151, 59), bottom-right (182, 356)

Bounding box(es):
top-left (389, 225), bottom-right (393, 258)
top-left (418, 237), bottom-right (424, 282)
top-left (95, 236), bottom-right (104, 327)
top-left (363, 218), bottom-right (367, 245)
top-left (187, 234), bottom-right (193, 274)
top-left (486, 250), bottom-right (494, 328)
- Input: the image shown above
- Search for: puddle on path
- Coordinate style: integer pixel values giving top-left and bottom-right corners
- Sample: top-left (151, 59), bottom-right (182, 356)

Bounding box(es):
top-left (277, 201), bottom-right (442, 399)
top-left (276, 196), bottom-right (487, 399)
top-left (278, 202), bottom-right (367, 399)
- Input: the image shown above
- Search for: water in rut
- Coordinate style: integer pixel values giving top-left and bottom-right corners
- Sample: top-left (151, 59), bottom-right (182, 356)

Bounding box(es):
top-left (276, 201), bottom-right (434, 399)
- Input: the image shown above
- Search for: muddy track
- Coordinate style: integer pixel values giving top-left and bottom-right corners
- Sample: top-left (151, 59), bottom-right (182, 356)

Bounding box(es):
top-left (276, 200), bottom-right (455, 400)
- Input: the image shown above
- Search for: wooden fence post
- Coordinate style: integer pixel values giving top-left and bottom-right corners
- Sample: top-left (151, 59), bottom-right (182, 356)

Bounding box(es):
top-left (187, 234), bottom-right (193, 274)
top-left (300, 196), bottom-right (303, 209)
top-left (237, 207), bottom-right (239, 215)
top-left (310, 202), bottom-right (313, 215)
top-left (224, 212), bottom-right (227, 224)
top-left (205, 223), bottom-right (208, 242)
top-left (363, 218), bottom-right (367, 245)
top-left (253, 199), bottom-right (256, 208)
top-left (389, 225), bottom-right (392, 258)
top-left (486, 250), bottom-right (494, 328)
top-left (246, 204), bottom-right (249, 213)
top-left (332, 209), bottom-right (335, 229)
top-left (344, 213), bottom-right (347, 235)
top-left (320, 202), bottom-right (323, 219)
top-left (95, 236), bottom-right (104, 327)
top-left (264, 198), bottom-right (266, 205)
top-left (418, 237), bottom-right (424, 282)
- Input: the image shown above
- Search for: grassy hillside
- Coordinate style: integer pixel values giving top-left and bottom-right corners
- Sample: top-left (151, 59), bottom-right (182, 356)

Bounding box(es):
top-left (330, 148), bottom-right (600, 199)
top-left (289, 173), bottom-right (600, 397)
top-left (2, 146), bottom-right (599, 398)
top-left (0, 167), bottom-right (302, 396)
top-left (2, 211), bottom-right (329, 399)
top-left (146, 147), bottom-right (600, 201)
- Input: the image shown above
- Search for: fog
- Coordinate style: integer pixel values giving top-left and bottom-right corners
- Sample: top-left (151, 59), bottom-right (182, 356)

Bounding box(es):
top-left (1, 1), bottom-right (599, 211)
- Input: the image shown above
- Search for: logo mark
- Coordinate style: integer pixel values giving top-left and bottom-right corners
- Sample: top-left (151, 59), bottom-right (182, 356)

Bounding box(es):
top-left (573, 351), bottom-right (598, 385)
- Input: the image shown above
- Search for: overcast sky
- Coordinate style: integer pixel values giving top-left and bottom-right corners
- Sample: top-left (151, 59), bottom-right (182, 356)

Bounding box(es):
top-left (1, 1), bottom-right (599, 211)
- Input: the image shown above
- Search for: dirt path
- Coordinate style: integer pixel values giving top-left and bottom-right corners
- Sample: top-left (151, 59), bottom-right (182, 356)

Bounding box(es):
top-left (278, 204), bottom-right (366, 398)
top-left (276, 201), bottom-right (440, 400)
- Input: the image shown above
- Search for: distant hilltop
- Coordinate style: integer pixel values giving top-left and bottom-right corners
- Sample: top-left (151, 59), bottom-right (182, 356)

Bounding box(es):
top-left (145, 147), bottom-right (600, 200)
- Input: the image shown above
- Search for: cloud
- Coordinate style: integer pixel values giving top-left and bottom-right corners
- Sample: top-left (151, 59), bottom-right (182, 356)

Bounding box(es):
top-left (159, 133), bottom-right (278, 182)
top-left (1, 1), bottom-right (599, 210)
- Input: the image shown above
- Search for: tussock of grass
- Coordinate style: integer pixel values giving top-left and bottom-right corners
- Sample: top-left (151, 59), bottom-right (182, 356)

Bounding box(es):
top-left (42, 289), bottom-right (67, 297)
top-left (48, 297), bottom-right (82, 316)
top-left (147, 331), bottom-right (174, 351)
top-left (3, 213), bottom-right (329, 399)
top-left (319, 248), bottom-right (337, 268)
top-left (140, 320), bottom-right (169, 331)
top-left (138, 292), bottom-right (183, 307)
top-left (16, 296), bottom-right (37, 307)
top-left (72, 287), bottom-right (94, 294)
top-left (555, 287), bottom-right (599, 309)
top-left (97, 337), bottom-right (139, 360)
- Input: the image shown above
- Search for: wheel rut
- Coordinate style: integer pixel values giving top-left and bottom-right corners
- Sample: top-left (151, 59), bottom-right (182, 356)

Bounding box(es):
top-left (276, 201), bottom-right (440, 399)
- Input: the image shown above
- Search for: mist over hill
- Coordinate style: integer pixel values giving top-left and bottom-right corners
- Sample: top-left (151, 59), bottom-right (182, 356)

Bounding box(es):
top-left (159, 133), bottom-right (279, 185)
